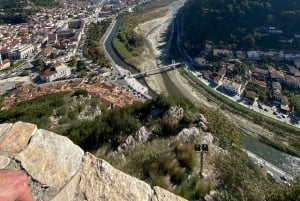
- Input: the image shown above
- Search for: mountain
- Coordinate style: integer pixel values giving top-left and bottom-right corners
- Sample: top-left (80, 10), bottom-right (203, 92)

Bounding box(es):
top-left (178, 0), bottom-right (300, 55)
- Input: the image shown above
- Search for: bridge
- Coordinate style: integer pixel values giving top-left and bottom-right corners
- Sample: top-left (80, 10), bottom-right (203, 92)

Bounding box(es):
top-left (129, 62), bottom-right (184, 79)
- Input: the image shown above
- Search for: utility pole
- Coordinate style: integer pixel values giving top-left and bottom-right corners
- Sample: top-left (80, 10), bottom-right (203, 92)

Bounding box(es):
top-left (195, 143), bottom-right (208, 178)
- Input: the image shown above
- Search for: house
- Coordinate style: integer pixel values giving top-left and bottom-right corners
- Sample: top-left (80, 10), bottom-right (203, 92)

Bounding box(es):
top-left (284, 75), bottom-right (300, 90)
top-left (222, 77), bottom-right (242, 95)
top-left (269, 67), bottom-right (285, 82)
top-left (272, 82), bottom-right (282, 102)
top-left (3, 44), bottom-right (34, 60)
top-left (280, 96), bottom-right (290, 113)
top-left (244, 90), bottom-right (257, 102)
top-left (250, 67), bottom-right (268, 78)
top-left (251, 80), bottom-right (267, 89)
top-left (247, 51), bottom-right (260, 59)
top-left (0, 59), bottom-right (10, 70)
top-left (42, 46), bottom-right (53, 57)
top-left (288, 66), bottom-right (300, 77)
top-left (40, 61), bottom-right (71, 82)
top-left (213, 75), bottom-right (222, 86)
top-left (213, 48), bottom-right (233, 58)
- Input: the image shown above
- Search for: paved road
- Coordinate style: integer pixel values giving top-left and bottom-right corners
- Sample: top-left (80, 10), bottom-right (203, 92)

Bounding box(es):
top-left (246, 150), bottom-right (294, 185)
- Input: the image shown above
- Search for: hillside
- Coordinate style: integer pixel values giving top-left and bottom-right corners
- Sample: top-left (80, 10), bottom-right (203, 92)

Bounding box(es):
top-left (179, 0), bottom-right (300, 55)
top-left (0, 0), bottom-right (59, 24)
top-left (0, 93), bottom-right (299, 200)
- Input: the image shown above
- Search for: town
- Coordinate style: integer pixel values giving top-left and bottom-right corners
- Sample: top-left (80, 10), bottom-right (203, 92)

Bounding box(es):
top-left (0, 0), bottom-right (147, 110)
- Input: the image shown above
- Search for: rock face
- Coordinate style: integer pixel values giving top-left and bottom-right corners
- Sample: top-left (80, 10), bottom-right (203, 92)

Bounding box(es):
top-left (0, 123), bottom-right (12, 139)
top-left (176, 127), bottom-right (200, 143)
top-left (117, 126), bottom-right (153, 152)
top-left (0, 122), bottom-right (37, 154)
top-left (152, 186), bottom-right (187, 201)
top-left (0, 122), bottom-right (187, 201)
top-left (0, 155), bottom-right (10, 169)
top-left (79, 153), bottom-right (154, 201)
top-left (15, 129), bottom-right (84, 188)
top-left (162, 106), bottom-right (184, 128)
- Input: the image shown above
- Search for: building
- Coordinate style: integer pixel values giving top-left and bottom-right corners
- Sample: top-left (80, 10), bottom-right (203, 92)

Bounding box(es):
top-left (222, 78), bottom-right (242, 95)
top-left (272, 82), bottom-right (282, 102)
top-left (0, 59), bottom-right (11, 70)
top-left (3, 44), bottom-right (34, 60)
top-left (40, 61), bottom-right (71, 82)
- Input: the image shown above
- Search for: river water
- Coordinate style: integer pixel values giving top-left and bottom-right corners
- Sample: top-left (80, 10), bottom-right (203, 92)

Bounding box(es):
top-left (103, 0), bottom-right (300, 177)
top-left (242, 134), bottom-right (300, 176)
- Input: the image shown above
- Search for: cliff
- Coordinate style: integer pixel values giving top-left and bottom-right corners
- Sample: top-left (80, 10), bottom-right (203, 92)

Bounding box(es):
top-left (0, 121), bottom-right (187, 201)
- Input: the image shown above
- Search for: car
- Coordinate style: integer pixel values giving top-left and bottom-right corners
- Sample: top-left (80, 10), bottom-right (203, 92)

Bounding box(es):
top-left (267, 170), bottom-right (274, 177)
top-left (273, 112), bottom-right (277, 115)
top-left (264, 108), bottom-right (268, 112)
top-left (280, 175), bottom-right (287, 181)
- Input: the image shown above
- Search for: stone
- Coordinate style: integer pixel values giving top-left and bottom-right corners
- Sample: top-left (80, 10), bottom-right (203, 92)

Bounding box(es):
top-left (125, 135), bottom-right (136, 146)
top-left (201, 133), bottom-right (214, 144)
top-left (198, 121), bottom-right (208, 131)
top-left (50, 172), bottom-right (81, 201)
top-left (117, 143), bottom-right (128, 152)
top-left (0, 122), bottom-right (37, 154)
top-left (0, 123), bottom-right (12, 139)
top-left (0, 155), bottom-right (10, 169)
top-left (134, 126), bottom-right (153, 143)
top-left (79, 153), bottom-right (153, 201)
top-left (162, 107), bottom-right (184, 129)
top-left (176, 127), bottom-right (200, 143)
top-left (15, 129), bottom-right (84, 188)
top-left (152, 186), bottom-right (187, 201)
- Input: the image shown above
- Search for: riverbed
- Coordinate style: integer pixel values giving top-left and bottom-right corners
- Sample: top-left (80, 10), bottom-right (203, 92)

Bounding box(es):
top-left (103, 0), bottom-right (300, 177)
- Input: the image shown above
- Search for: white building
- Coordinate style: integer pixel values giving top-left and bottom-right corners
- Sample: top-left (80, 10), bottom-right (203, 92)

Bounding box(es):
top-left (4, 44), bottom-right (34, 60)
top-left (222, 78), bottom-right (242, 95)
top-left (40, 61), bottom-right (71, 82)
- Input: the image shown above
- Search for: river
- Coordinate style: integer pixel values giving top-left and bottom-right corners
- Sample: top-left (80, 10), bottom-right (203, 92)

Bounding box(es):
top-left (103, 0), bottom-right (300, 177)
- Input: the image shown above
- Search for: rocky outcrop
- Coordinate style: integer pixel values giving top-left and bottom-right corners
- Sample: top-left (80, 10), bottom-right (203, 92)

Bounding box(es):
top-left (0, 122), bottom-right (187, 201)
top-left (162, 106), bottom-right (184, 128)
top-left (0, 122), bottom-right (37, 154)
top-left (194, 114), bottom-right (208, 131)
top-left (117, 126), bottom-right (153, 152)
top-left (176, 127), bottom-right (200, 143)
top-left (79, 153), bottom-right (154, 201)
top-left (15, 129), bottom-right (84, 188)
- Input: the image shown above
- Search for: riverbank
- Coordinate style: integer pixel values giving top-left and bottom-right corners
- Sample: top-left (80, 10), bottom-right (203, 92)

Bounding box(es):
top-left (105, 0), bottom-right (300, 175)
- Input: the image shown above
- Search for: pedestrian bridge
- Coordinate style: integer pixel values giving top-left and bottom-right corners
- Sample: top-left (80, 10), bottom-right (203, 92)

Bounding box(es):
top-left (129, 63), bottom-right (184, 79)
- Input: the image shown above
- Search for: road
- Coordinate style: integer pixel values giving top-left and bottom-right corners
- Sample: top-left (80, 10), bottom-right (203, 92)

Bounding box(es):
top-left (246, 150), bottom-right (294, 184)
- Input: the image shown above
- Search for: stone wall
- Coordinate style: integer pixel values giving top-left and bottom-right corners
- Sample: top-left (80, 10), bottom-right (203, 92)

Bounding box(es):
top-left (0, 121), bottom-right (187, 201)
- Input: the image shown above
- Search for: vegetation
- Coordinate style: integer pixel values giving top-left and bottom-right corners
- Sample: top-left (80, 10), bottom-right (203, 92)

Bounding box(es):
top-left (179, 0), bottom-right (300, 55)
top-left (181, 68), bottom-right (300, 156)
top-left (113, 0), bottom-right (174, 66)
top-left (0, 90), bottom-right (100, 131)
top-left (65, 95), bottom-right (195, 150)
top-left (0, 90), bottom-right (299, 200)
top-left (0, 0), bottom-right (59, 24)
top-left (83, 21), bottom-right (111, 68)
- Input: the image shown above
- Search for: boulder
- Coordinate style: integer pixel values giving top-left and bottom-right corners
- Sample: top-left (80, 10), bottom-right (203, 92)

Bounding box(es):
top-left (0, 123), bottom-right (12, 139)
top-left (195, 114), bottom-right (208, 124)
top-left (0, 122), bottom-right (37, 154)
top-left (50, 172), bottom-right (81, 201)
top-left (0, 155), bottom-right (10, 169)
top-left (117, 143), bottom-right (128, 152)
top-left (78, 153), bottom-right (154, 201)
top-left (152, 186), bottom-right (188, 201)
top-left (162, 107), bottom-right (184, 131)
top-left (125, 135), bottom-right (136, 146)
top-left (201, 133), bottom-right (214, 144)
top-left (198, 121), bottom-right (208, 131)
top-left (16, 129), bottom-right (84, 188)
top-left (134, 126), bottom-right (153, 143)
top-left (176, 127), bottom-right (200, 143)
